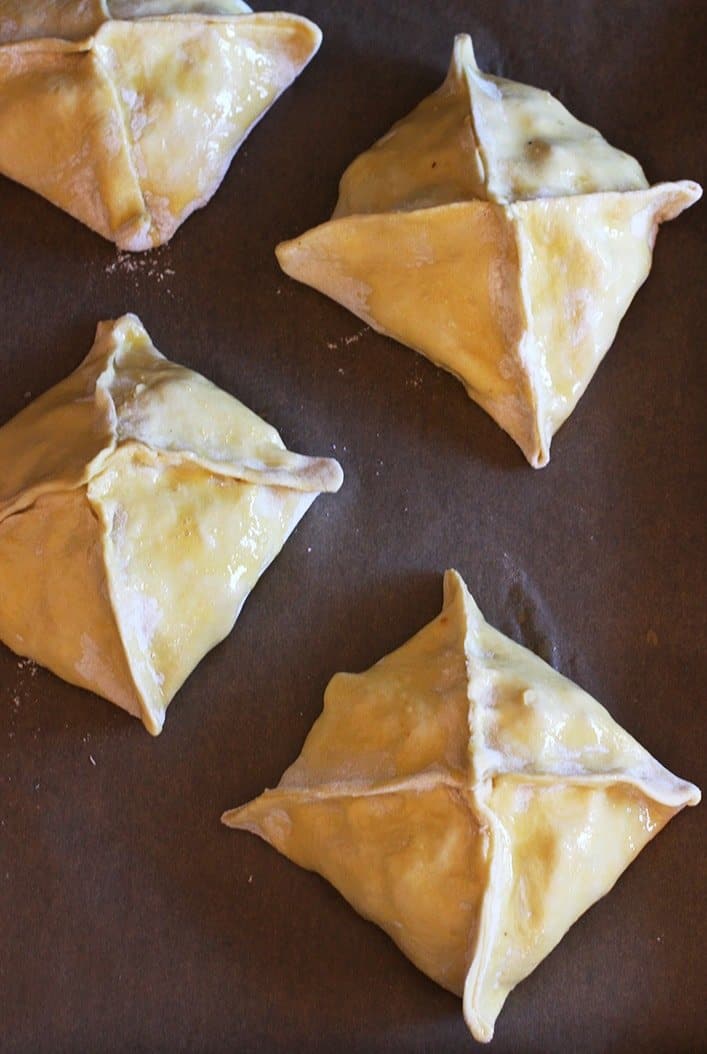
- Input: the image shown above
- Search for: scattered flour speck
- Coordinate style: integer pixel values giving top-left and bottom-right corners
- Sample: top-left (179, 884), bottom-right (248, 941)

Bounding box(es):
top-left (105, 249), bottom-right (176, 296)
top-left (325, 326), bottom-right (370, 351)
top-left (9, 660), bottom-right (40, 716)
top-left (406, 364), bottom-right (425, 390)
top-left (344, 326), bottom-right (369, 346)
top-left (89, 755), bottom-right (96, 767)
top-left (16, 658), bottom-right (38, 677)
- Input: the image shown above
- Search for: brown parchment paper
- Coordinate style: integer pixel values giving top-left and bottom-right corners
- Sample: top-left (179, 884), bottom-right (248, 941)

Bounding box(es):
top-left (0, 2), bottom-right (705, 1051)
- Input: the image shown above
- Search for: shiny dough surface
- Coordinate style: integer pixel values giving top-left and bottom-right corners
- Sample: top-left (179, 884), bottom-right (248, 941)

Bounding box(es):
top-left (224, 570), bottom-right (700, 1042)
top-left (0, 1), bottom-right (321, 248)
top-left (276, 35), bottom-right (701, 466)
top-left (0, 315), bottom-right (343, 734)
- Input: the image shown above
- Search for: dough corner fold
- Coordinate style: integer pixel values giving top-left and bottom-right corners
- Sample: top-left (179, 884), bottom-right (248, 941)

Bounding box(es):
top-left (223, 568), bottom-right (700, 1041)
top-left (0, 2), bottom-right (322, 250)
top-left (275, 34), bottom-right (702, 467)
top-left (0, 313), bottom-right (343, 735)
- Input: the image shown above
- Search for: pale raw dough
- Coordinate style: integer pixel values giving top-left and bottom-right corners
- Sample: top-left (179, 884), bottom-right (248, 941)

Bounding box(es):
top-left (276, 36), bottom-right (702, 466)
top-left (224, 570), bottom-right (700, 1042)
top-left (0, 314), bottom-right (343, 734)
top-left (0, 1), bottom-right (321, 249)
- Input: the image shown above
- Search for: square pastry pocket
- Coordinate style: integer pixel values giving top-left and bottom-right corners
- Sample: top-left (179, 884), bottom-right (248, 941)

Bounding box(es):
top-left (276, 36), bottom-right (701, 466)
top-left (0, 1), bottom-right (322, 249)
top-left (0, 315), bottom-right (342, 733)
top-left (224, 570), bottom-right (700, 1042)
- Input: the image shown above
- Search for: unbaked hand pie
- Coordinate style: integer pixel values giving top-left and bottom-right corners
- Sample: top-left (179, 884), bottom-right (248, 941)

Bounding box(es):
top-left (0, 1), bottom-right (321, 249)
top-left (0, 314), bottom-right (343, 734)
top-left (224, 570), bottom-right (700, 1042)
top-left (276, 35), bottom-right (702, 467)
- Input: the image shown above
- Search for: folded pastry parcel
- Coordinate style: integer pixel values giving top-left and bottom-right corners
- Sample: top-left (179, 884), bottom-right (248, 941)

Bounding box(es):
top-left (0, 314), bottom-right (343, 734)
top-left (0, 1), bottom-right (321, 249)
top-left (224, 570), bottom-right (700, 1042)
top-left (277, 36), bottom-right (702, 466)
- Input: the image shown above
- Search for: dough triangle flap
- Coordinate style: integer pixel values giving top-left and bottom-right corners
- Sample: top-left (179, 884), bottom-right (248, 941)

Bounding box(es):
top-left (267, 569), bottom-right (477, 796)
top-left (514, 181), bottom-right (703, 463)
top-left (90, 12), bottom-right (321, 248)
top-left (463, 774), bottom-right (686, 1042)
top-left (458, 568), bottom-right (700, 804)
top-left (89, 438), bottom-right (323, 735)
top-left (0, 315), bottom-right (341, 524)
top-left (0, 4), bottom-right (256, 45)
top-left (277, 202), bottom-right (541, 465)
top-left (455, 569), bottom-right (700, 1040)
top-left (441, 568), bottom-right (696, 810)
top-left (224, 782), bottom-right (489, 997)
top-left (0, 326), bottom-right (118, 521)
top-left (101, 315), bottom-right (342, 493)
top-left (0, 487), bottom-right (143, 722)
top-left (454, 33), bottom-right (649, 203)
top-left (0, 36), bottom-right (148, 246)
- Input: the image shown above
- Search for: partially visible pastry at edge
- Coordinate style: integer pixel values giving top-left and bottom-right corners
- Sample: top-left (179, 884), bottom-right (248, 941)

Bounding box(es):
top-left (0, 314), bottom-right (343, 734)
top-left (0, 1), bottom-right (322, 249)
top-left (276, 36), bottom-right (701, 466)
top-left (223, 570), bottom-right (700, 1041)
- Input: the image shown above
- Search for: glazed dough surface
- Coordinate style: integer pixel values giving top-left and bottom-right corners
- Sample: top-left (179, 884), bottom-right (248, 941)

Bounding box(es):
top-left (0, 1), bottom-right (321, 248)
top-left (0, 315), bottom-right (343, 733)
top-left (333, 35), bottom-right (648, 218)
top-left (224, 571), bottom-right (700, 1042)
top-left (277, 35), bottom-right (701, 466)
top-left (0, 2), bottom-right (253, 44)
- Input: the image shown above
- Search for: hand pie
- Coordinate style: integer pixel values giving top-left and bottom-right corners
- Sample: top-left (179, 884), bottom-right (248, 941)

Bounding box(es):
top-left (276, 36), bottom-right (702, 467)
top-left (0, 1), bottom-right (321, 249)
top-left (224, 570), bottom-right (700, 1042)
top-left (0, 314), bottom-right (343, 734)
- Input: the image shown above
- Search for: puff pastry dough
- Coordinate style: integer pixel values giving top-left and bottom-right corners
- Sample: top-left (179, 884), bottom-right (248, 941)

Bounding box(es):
top-left (276, 36), bottom-right (702, 466)
top-left (0, 1), bottom-right (321, 249)
top-left (0, 314), bottom-right (343, 734)
top-left (224, 570), bottom-right (700, 1042)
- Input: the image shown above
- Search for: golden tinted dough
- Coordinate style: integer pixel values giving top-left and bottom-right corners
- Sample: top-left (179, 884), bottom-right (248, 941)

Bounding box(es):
top-left (0, 315), bottom-right (343, 734)
top-left (276, 35), bottom-right (701, 466)
top-left (224, 570), bottom-right (700, 1042)
top-left (0, 3), bottom-right (253, 44)
top-left (0, 1), bottom-right (321, 249)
